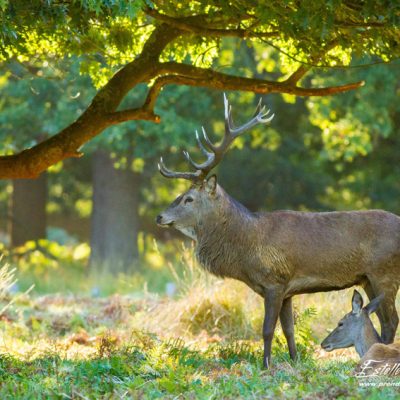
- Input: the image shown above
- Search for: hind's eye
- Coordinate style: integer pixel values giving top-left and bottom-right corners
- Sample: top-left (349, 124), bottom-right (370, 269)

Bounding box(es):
top-left (184, 197), bottom-right (193, 204)
top-left (338, 322), bottom-right (344, 327)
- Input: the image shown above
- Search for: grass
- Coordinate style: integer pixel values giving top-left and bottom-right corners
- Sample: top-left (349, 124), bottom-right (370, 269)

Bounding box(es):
top-left (0, 245), bottom-right (399, 399)
top-left (0, 289), bottom-right (399, 398)
top-left (0, 292), bottom-right (398, 399)
top-left (0, 337), bottom-right (359, 399)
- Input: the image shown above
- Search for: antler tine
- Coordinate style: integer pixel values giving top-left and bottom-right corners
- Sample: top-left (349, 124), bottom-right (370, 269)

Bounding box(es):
top-left (196, 130), bottom-right (214, 158)
top-left (223, 92), bottom-right (230, 120)
top-left (224, 95), bottom-right (274, 137)
top-left (182, 150), bottom-right (196, 168)
top-left (223, 93), bottom-right (233, 130)
top-left (195, 93), bottom-right (275, 175)
top-left (182, 149), bottom-right (215, 170)
top-left (158, 157), bottom-right (177, 178)
top-left (259, 110), bottom-right (275, 123)
top-left (201, 126), bottom-right (218, 152)
top-left (158, 94), bottom-right (274, 182)
top-left (228, 106), bottom-right (234, 133)
top-left (253, 97), bottom-right (263, 117)
top-left (158, 157), bottom-right (202, 182)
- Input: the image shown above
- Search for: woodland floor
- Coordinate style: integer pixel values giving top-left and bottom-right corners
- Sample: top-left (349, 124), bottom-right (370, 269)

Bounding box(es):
top-left (0, 284), bottom-right (399, 399)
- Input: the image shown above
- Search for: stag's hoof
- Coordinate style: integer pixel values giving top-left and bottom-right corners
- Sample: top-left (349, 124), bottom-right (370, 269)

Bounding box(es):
top-left (263, 359), bottom-right (271, 369)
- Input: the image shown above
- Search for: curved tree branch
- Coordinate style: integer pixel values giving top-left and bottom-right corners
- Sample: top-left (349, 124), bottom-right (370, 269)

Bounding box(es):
top-left (156, 62), bottom-right (365, 96)
top-left (106, 109), bottom-right (160, 125)
top-left (145, 7), bottom-right (279, 39)
top-left (284, 65), bottom-right (312, 86)
top-left (0, 14), bottom-right (366, 180)
top-left (284, 39), bottom-right (341, 86)
top-left (0, 24), bottom-right (181, 179)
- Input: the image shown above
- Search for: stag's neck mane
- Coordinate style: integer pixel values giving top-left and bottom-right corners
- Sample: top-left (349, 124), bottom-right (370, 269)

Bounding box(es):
top-left (201, 185), bottom-right (255, 232)
top-left (194, 187), bottom-right (257, 278)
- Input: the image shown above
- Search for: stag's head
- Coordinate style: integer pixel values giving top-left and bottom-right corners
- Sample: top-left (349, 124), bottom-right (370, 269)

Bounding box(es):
top-left (321, 290), bottom-right (383, 352)
top-left (156, 94), bottom-right (274, 239)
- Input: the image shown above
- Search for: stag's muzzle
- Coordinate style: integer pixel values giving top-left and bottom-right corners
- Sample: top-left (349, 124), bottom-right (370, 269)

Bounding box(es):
top-left (156, 214), bottom-right (173, 227)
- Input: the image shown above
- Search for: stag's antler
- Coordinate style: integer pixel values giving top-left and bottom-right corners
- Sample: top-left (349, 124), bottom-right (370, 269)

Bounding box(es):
top-left (158, 93), bottom-right (274, 183)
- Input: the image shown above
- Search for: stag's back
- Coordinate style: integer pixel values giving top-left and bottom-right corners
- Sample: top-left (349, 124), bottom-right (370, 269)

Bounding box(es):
top-left (195, 200), bottom-right (400, 295)
top-left (255, 209), bottom-right (400, 285)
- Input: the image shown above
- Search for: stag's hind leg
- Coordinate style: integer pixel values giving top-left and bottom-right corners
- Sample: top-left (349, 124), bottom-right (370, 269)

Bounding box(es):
top-left (365, 278), bottom-right (399, 344)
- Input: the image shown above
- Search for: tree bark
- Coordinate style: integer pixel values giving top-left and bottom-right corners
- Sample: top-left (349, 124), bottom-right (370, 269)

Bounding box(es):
top-left (90, 150), bottom-right (140, 273)
top-left (10, 173), bottom-right (47, 247)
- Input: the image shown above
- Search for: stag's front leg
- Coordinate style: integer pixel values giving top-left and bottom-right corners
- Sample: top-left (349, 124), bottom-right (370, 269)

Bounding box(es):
top-left (279, 297), bottom-right (297, 361)
top-left (263, 288), bottom-right (284, 369)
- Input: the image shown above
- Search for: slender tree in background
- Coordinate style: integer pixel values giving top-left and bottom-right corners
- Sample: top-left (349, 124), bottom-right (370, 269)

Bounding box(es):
top-left (10, 174), bottom-right (47, 246)
top-left (89, 84), bottom-right (215, 270)
top-left (90, 150), bottom-right (140, 271)
top-left (0, 0), bottom-right (398, 179)
top-left (0, 61), bottom-right (95, 245)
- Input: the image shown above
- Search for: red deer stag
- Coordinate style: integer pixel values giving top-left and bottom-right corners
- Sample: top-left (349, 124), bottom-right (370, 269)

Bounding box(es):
top-left (156, 94), bottom-right (400, 368)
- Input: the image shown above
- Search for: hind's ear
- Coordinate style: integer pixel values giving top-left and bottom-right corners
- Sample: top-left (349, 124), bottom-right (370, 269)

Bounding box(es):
top-left (205, 175), bottom-right (217, 195)
top-left (364, 294), bottom-right (384, 315)
top-left (351, 290), bottom-right (364, 314)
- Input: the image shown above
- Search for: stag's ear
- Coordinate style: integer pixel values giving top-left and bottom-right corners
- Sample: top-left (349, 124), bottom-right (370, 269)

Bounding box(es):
top-left (351, 290), bottom-right (364, 314)
top-left (364, 294), bottom-right (384, 315)
top-left (205, 175), bottom-right (217, 195)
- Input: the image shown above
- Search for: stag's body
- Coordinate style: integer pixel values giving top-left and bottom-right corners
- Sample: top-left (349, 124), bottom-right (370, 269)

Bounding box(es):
top-left (157, 95), bottom-right (400, 368)
top-left (195, 189), bottom-right (400, 298)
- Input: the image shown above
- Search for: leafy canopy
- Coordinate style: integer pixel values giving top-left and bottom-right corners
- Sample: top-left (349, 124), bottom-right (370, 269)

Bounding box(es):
top-left (0, 0), bottom-right (398, 179)
top-left (1, 1), bottom-right (399, 83)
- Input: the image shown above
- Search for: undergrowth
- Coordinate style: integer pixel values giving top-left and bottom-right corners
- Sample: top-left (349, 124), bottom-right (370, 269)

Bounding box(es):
top-left (0, 290), bottom-right (398, 398)
top-left (0, 244), bottom-right (399, 398)
top-left (0, 325), bottom-right (397, 399)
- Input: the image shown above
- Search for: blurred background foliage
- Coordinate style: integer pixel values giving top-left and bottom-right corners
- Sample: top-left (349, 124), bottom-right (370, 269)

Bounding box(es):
top-left (0, 1), bottom-right (399, 295)
top-left (0, 4), bottom-right (399, 398)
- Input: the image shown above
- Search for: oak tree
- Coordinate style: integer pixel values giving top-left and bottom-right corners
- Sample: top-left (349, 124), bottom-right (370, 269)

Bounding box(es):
top-left (0, 0), bottom-right (398, 179)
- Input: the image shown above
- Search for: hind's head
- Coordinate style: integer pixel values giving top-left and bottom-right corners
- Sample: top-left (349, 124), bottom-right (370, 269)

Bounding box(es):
top-left (321, 290), bottom-right (383, 353)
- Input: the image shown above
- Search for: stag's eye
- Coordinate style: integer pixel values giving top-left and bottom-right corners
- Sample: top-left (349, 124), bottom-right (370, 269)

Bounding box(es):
top-left (184, 197), bottom-right (194, 204)
top-left (338, 322), bottom-right (344, 328)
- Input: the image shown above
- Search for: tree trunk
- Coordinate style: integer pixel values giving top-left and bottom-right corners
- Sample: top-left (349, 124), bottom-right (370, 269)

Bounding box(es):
top-left (90, 150), bottom-right (140, 273)
top-left (10, 173), bottom-right (47, 247)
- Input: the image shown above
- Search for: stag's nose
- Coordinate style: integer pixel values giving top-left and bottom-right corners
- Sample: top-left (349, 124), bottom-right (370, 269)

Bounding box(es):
top-left (156, 215), bottom-right (163, 225)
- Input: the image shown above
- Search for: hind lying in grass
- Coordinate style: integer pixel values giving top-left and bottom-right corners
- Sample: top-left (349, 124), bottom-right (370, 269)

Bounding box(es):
top-left (321, 290), bottom-right (400, 377)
